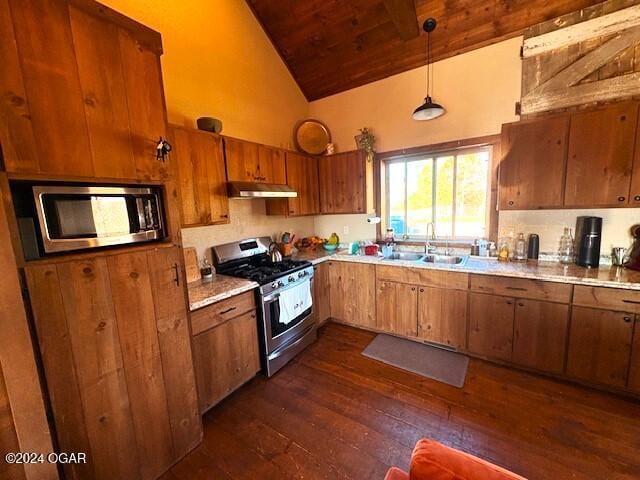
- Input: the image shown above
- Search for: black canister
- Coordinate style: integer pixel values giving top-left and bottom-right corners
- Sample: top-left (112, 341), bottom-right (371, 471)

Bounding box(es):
top-left (527, 234), bottom-right (539, 260)
top-left (575, 216), bottom-right (603, 268)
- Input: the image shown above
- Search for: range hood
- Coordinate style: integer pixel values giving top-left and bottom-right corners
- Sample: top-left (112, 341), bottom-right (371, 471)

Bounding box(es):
top-left (227, 181), bottom-right (297, 198)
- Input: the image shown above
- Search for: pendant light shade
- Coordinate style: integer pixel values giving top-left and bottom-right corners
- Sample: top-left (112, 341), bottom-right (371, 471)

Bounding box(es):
top-left (412, 96), bottom-right (445, 120)
top-left (413, 18), bottom-right (445, 121)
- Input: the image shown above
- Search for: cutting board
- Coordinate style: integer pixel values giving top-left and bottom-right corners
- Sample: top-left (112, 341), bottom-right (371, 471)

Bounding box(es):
top-left (183, 247), bottom-right (200, 283)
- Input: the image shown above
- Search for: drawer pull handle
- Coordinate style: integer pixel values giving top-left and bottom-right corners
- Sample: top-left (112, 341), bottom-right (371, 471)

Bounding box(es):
top-left (622, 299), bottom-right (640, 305)
top-left (219, 306), bottom-right (237, 315)
top-left (172, 263), bottom-right (180, 286)
top-left (505, 287), bottom-right (527, 291)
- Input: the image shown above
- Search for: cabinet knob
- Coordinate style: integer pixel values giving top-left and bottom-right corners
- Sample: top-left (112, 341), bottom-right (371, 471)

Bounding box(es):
top-left (624, 316), bottom-right (632, 323)
top-left (508, 200), bottom-right (514, 206)
top-left (220, 214), bottom-right (228, 218)
top-left (618, 196), bottom-right (626, 202)
top-left (411, 287), bottom-right (416, 291)
top-left (506, 300), bottom-right (514, 305)
top-left (635, 196), bottom-right (640, 202)
top-left (419, 288), bottom-right (424, 293)
top-left (518, 302), bottom-right (524, 307)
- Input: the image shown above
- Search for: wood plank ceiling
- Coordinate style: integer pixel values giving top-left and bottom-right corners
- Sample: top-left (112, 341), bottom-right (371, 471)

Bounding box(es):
top-left (246, 0), bottom-right (604, 100)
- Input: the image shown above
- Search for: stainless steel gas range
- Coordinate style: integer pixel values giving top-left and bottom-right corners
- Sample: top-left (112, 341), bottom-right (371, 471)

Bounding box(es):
top-left (212, 237), bottom-right (316, 376)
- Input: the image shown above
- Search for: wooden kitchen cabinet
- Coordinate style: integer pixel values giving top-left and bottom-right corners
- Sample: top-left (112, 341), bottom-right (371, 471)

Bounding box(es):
top-left (192, 309), bottom-right (261, 413)
top-left (1, 0), bottom-right (168, 180)
top-left (313, 262), bottom-right (331, 325)
top-left (627, 318), bottom-right (640, 394)
top-left (266, 151), bottom-right (320, 216)
top-left (25, 246), bottom-right (201, 480)
top-left (564, 102), bottom-right (638, 207)
top-left (566, 306), bottom-right (634, 388)
top-left (417, 287), bottom-right (468, 349)
top-left (468, 293), bottom-right (515, 361)
top-left (328, 261), bottom-right (376, 328)
top-left (512, 299), bottom-right (568, 374)
top-left (319, 150), bottom-right (367, 214)
top-left (224, 136), bottom-right (286, 184)
top-left (170, 126), bottom-right (229, 227)
top-left (499, 116), bottom-right (568, 209)
top-left (376, 280), bottom-right (418, 337)
top-left (630, 110), bottom-right (640, 205)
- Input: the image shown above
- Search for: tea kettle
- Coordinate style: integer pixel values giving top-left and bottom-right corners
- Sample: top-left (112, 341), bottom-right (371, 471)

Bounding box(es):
top-left (268, 242), bottom-right (283, 263)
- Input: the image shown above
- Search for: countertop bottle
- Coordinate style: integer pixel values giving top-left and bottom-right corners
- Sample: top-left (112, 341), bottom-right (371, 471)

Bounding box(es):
top-left (559, 227), bottom-right (575, 264)
top-left (514, 233), bottom-right (526, 261)
top-left (498, 237), bottom-right (510, 262)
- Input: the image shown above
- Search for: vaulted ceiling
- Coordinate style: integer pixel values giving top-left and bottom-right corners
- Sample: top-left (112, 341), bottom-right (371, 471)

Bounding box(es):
top-left (246, 0), bottom-right (603, 101)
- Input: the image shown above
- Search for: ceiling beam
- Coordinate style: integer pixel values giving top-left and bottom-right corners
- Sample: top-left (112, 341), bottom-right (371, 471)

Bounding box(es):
top-left (382, 0), bottom-right (419, 41)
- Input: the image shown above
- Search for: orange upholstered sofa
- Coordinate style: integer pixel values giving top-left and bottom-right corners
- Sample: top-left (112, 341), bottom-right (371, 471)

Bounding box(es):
top-left (385, 439), bottom-right (526, 480)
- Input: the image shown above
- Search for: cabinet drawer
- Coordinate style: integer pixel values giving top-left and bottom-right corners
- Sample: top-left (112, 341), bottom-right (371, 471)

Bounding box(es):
top-left (190, 291), bottom-right (256, 335)
top-left (469, 275), bottom-right (571, 303)
top-left (376, 265), bottom-right (468, 290)
top-left (573, 286), bottom-right (640, 314)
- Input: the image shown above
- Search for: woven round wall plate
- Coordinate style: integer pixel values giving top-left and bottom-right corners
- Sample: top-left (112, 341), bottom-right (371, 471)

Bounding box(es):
top-left (295, 119), bottom-right (331, 155)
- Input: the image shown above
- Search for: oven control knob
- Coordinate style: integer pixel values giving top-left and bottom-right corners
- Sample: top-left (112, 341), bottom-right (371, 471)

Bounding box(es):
top-left (277, 281), bottom-right (284, 288)
top-left (271, 282), bottom-right (278, 289)
top-left (298, 271), bottom-right (305, 278)
top-left (288, 276), bottom-right (295, 282)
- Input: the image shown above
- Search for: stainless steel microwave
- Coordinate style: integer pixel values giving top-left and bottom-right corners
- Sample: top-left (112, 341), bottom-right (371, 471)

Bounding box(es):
top-left (16, 184), bottom-right (165, 258)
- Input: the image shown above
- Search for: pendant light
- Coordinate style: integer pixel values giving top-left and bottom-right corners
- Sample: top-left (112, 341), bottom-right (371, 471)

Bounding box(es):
top-left (412, 18), bottom-right (445, 121)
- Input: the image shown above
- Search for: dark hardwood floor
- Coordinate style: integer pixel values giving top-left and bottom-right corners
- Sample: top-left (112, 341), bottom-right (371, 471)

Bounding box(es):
top-left (163, 322), bottom-right (640, 480)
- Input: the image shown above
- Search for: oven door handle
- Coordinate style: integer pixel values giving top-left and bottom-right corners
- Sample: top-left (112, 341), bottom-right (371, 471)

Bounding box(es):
top-left (264, 293), bottom-right (280, 303)
top-left (269, 326), bottom-right (314, 360)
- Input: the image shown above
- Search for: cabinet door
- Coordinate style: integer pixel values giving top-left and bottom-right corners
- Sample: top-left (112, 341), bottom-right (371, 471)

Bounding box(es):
top-left (512, 300), bottom-right (568, 374)
top-left (566, 306), bottom-right (633, 388)
top-left (118, 28), bottom-right (168, 181)
top-left (328, 261), bottom-right (376, 328)
top-left (630, 110), bottom-right (640, 205)
top-left (312, 263), bottom-right (331, 325)
top-left (628, 317), bottom-right (640, 393)
top-left (192, 310), bottom-right (260, 412)
top-left (376, 280), bottom-right (418, 337)
top-left (565, 102), bottom-right (638, 207)
top-left (287, 152), bottom-right (320, 215)
top-left (69, 6), bottom-right (136, 179)
top-left (257, 145), bottom-right (286, 184)
top-left (9, 0), bottom-right (93, 176)
top-left (171, 127), bottom-right (229, 227)
top-left (499, 116), bottom-right (568, 209)
top-left (417, 287), bottom-right (467, 349)
top-left (319, 150), bottom-right (366, 214)
top-left (224, 137), bottom-right (259, 182)
top-left (468, 293), bottom-right (514, 361)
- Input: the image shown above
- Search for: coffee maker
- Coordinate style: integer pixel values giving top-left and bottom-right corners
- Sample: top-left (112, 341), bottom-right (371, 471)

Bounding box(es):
top-left (575, 216), bottom-right (602, 268)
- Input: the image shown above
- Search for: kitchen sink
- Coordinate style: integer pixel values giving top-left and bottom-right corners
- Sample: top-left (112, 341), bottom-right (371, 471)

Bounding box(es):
top-left (421, 254), bottom-right (468, 265)
top-left (383, 252), bottom-right (425, 261)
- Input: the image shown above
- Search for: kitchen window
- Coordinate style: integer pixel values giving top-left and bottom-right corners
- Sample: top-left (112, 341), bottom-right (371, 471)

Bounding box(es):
top-left (384, 146), bottom-right (492, 240)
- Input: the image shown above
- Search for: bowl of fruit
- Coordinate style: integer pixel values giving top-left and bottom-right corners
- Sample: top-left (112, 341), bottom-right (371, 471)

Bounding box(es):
top-left (294, 236), bottom-right (325, 252)
top-left (323, 233), bottom-right (339, 252)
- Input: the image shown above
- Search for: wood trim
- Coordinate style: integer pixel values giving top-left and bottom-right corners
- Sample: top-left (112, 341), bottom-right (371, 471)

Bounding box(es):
top-left (375, 134), bottom-right (501, 241)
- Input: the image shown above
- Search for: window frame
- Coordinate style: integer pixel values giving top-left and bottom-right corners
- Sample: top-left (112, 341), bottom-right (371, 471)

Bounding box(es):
top-left (375, 135), bottom-right (500, 244)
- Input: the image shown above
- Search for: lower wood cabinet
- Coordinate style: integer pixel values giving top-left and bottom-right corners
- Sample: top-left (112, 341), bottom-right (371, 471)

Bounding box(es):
top-left (512, 300), bottom-right (568, 374)
top-left (376, 280), bottom-right (418, 337)
top-left (328, 261), bottom-right (376, 328)
top-left (566, 306), bottom-right (634, 388)
top-left (417, 287), bottom-right (467, 349)
top-left (313, 262), bottom-right (331, 325)
top-left (192, 308), bottom-right (260, 413)
top-left (25, 246), bottom-right (201, 480)
top-left (628, 319), bottom-right (640, 394)
top-left (468, 293), bottom-right (515, 361)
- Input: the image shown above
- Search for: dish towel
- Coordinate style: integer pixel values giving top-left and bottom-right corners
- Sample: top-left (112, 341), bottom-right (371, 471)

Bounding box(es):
top-left (278, 282), bottom-right (313, 325)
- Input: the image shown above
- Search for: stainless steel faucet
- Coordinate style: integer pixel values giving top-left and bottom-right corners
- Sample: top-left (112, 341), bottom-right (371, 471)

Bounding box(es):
top-left (425, 222), bottom-right (437, 254)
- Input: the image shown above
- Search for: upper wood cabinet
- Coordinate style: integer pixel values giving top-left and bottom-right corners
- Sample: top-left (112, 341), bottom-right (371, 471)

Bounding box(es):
top-left (629, 110), bottom-right (640, 205)
top-left (266, 151), bottom-right (320, 216)
top-left (499, 116), bottom-right (568, 209)
top-left (25, 246), bottom-right (201, 480)
top-left (566, 306), bottom-right (634, 388)
top-left (376, 280), bottom-right (418, 337)
top-left (0, 0), bottom-right (168, 180)
top-left (319, 150), bottom-right (367, 214)
top-left (224, 136), bottom-right (286, 184)
top-left (565, 102), bottom-right (638, 207)
top-left (170, 126), bottom-right (229, 227)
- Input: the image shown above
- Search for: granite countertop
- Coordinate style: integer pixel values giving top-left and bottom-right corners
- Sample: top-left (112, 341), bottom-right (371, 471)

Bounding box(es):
top-left (292, 249), bottom-right (640, 291)
top-left (187, 274), bottom-right (258, 311)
